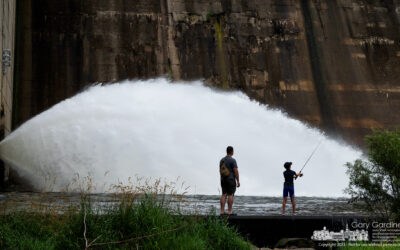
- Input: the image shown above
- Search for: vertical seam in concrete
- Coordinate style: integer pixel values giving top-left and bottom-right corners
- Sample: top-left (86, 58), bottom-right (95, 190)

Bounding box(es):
top-left (214, 18), bottom-right (228, 89)
top-left (165, 0), bottom-right (181, 80)
top-left (15, 0), bottom-right (32, 128)
top-left (158, 0), bottom-right (167, 76)
top-left (12, 0), bottom-right (20, 131)
top-left (300, 0), bottom-right (336, 133)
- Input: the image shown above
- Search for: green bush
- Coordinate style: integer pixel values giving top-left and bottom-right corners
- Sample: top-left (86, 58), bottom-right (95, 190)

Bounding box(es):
top-left (345, 129), bottom-right (400, 219)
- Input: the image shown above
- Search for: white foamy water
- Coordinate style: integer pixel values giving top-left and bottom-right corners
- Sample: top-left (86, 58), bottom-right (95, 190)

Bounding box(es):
top-left (0, 78), bottom-right (361, 196)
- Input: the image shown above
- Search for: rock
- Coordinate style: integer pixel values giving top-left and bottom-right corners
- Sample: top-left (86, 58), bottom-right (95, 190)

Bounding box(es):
top-left (274, 238), bottom-right (315, 249)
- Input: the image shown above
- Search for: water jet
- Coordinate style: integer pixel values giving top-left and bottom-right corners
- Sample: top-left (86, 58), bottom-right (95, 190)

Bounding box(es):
top-left (0, 78), bottom-right (361, 196)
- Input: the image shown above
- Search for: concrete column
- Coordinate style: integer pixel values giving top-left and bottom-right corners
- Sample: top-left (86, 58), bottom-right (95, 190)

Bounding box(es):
top-left (0, 0), bottom-right (16, 187)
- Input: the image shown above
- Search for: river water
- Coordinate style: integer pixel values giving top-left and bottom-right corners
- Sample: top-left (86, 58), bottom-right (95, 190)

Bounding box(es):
top-left (0, 192), bottom-right (365, 216)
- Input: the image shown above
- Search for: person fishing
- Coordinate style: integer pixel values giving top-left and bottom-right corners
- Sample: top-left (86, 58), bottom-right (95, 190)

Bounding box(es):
top-left (282, 162), bottom-right (303, 215)
top-left (282, 141), bottom-right (321, 215)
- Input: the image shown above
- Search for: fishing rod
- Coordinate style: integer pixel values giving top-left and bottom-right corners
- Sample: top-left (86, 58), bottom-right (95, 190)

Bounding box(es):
top-left (299, 140), bottom-right (323, 173)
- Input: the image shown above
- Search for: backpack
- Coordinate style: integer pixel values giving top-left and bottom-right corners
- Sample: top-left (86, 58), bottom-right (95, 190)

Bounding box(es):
top-left (220, 157), bottom-right (230, 177)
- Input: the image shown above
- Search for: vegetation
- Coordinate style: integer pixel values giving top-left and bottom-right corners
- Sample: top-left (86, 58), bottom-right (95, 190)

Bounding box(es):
top-left (345, 129), bottom-right (400, 219)
top-left (0, 178), bottom-right (251, 249)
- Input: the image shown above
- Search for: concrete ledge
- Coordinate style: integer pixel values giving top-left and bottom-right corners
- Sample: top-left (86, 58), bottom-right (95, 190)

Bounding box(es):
top-left (227, 215), bottom-right (374, 248)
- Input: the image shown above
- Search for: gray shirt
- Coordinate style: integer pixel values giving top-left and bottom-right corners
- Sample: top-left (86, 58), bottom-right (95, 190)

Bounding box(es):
top-left (220, 156), bottom-right (238, 181)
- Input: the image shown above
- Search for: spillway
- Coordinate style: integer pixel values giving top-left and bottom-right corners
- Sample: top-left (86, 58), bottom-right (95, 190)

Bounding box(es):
top-left (0, 78), bottom-right (361, 196)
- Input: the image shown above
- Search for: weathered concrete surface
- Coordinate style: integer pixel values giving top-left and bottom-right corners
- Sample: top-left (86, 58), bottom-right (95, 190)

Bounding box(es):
top-left (0, 0), bottom-right (17, 187)
top-left (15, 0), bottom-right (400, 147)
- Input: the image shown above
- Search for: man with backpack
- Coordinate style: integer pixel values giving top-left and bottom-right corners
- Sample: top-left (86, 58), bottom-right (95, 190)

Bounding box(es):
top-left (220, 146), bottom-right (240, 215)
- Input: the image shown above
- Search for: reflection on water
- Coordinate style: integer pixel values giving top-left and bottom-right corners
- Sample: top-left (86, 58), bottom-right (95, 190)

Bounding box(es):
top-left (0, 192), bottom-right (366, 216)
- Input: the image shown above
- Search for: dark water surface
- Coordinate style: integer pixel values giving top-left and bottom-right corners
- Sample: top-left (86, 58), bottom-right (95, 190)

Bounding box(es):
top-left (0, 192), bottom-right (365, 216)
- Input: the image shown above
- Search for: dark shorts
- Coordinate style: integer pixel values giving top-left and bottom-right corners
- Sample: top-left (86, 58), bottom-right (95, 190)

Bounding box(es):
top-left (283, 186), bottom-right (294, 198)
top-left (221, 178), bottom-right (236, 195)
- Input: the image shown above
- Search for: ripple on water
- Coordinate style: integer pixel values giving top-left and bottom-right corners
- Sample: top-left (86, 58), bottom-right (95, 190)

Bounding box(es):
top-left (0, 192), bottom-right (366, 216)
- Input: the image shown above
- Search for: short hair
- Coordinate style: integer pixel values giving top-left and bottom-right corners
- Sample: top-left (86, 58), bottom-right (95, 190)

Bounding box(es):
top-left (284, 162), bottom-right (292, 169)
top-left (226, 146), bottom-right (234, 154)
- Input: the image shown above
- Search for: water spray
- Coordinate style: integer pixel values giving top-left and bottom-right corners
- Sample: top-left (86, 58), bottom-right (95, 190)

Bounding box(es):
top-left (0, 79), bottom-right (360, 196)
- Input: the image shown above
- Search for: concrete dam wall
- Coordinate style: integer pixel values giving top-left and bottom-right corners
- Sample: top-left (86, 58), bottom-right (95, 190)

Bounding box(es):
top-left (15, 0), bottom-right (400, 147)
top-left (0, 0), bottom-right (16, 186)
